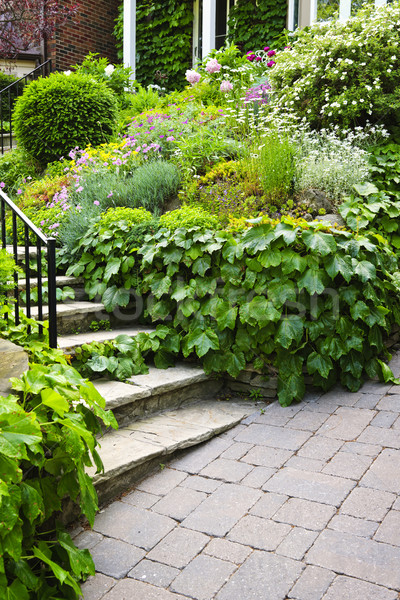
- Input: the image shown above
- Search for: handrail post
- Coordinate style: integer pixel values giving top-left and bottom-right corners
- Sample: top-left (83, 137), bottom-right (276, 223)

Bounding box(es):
top-left (47, 238), bottom-right (57, 348)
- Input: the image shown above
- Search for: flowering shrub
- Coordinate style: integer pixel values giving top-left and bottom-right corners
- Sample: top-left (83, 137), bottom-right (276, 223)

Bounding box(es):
top-left (71, 52), bottom-right (135, 107)
top-left (244, 83), bottom-right (271, 106)
top-left (186, 70), bottom-right (201, 85)
top-left (269, 2), bottom-right (400, 130)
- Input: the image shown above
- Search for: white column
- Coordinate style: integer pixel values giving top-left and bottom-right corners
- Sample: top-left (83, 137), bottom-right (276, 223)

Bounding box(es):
top-left (123, 0), bottom-right (136, 79)
top-left (288, 0), bottom-right (295, 30)
top-left (202, 0), bottom-right (216, 59)
top-left (310, 0), bottom-right (317, 22)
top-left (339, 0), bottom-right (351, 22)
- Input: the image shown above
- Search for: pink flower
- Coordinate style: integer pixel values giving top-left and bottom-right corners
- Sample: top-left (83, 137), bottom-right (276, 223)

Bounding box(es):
top-left (166, 136), bottom-right (175, 142)
top-left (264, 46), bottom-right (270, 52)
top-left (76, 186), bottom-right (83, 193)
top-left (185, 69), bottom-right (201, 85)
top-left (94, 200), bottom-right (100, 206)
top-left (17, 189), bottom-right (22, 195)
top-left (220, 80), bottom-right (233, 92)
top-left (0, 182), bottom-right (5, 188)
top-left (205, 58), bottom-right (222, 73)
top-left (107, 191), bottom-right (113, 198)
top-left (267, 60), bottom-right (276, 68)
top-left (267, 50), bottom-right (276, 57)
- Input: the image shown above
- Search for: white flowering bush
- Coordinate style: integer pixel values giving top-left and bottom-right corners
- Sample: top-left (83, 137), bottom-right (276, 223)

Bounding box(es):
top-left (294, 128), bottom-right (374, 202)
top-left (269, 1), bottom-right (400, 131)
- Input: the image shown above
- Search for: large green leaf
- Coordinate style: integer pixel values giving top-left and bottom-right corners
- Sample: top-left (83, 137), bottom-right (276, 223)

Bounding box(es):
top-left (353, 260), bottom-right (376, 282)
top-left (150, 274), bottom-right (172, 299)
top-left (185, 328), bottom-right (220, 357)
top-left (298, 268), bottom-right (326, 295)
top-left (240, 296), bottom-right (281, 327)
top-left (275, 318), bottom-right (304, 349)
top-left (268, 280), bottom-right (296, 308)
top-left (280, 249), bottom-right (307, 274)
top-left (102, 285), bottom-right (130, 311)
top-left (33, 546), bottom-right (81, 595)
top-left (215, 300), bottom-right (238, 330)
top-left (58, 531), bottom-right (95, 579)
top-left (103, 257), bottom-right (122, 283)
top-left (307, 352), bottom-right (333, 379)
top-left (324, 254), bottom-right (353, 282)
top-left (258, 249), bottom-right (281, 268)
top-left (41, 389), bottom-right (69, 417)
top-left (302, 230), bottom-right (337, 256)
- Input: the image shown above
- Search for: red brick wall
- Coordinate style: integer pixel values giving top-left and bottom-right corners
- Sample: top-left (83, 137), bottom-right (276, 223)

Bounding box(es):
top-left (47, 0), bottom-right (120, 71)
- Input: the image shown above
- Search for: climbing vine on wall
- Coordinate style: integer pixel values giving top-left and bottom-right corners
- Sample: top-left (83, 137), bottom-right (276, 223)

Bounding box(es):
top-left (114, 0), bottom-right (193, 90)
top-left (227, 0), bottom-right (287, 52)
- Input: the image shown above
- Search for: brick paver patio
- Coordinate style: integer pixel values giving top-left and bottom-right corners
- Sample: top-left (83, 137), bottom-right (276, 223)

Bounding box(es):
top-left (78, 374), bottom-right (400, 600)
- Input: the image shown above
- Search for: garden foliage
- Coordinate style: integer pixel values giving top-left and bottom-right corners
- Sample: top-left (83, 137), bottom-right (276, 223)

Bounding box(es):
top-left (227, 0), bottom-right (287, 52)
top-left (0, 362), bottom-right (117, 598)
top-left (269, 2), bottom-right (400, 131)
top-left (13, 73), bottom-right (118, 165)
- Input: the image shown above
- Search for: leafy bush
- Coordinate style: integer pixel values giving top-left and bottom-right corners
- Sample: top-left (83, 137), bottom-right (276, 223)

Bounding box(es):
top-left (339, 183), bottom-right (400, 249)
top-left (0, 249), bottom-right (17, 303)
top-left (13, 72), bottom-right (118, 165)
top-left (0, 70), bottom-right (19, 123)
top-left (127, 85), bottom-right (162, 115)
top-left (66, 212), bottom-right (159, 312)
top-left (71, 52), bottom-right (135, 108)
top-left (0, 362), bottom-right (116, 598)
top-left (100, 206), bottom-right (153, 228)
top-left (0, 147), bottom-right (39, 194)
top-left (159, 205), bottom-right (219, 230)
top-left (269, 2), bottom-right (400, 131)
top-left (139, 218), bottom-right (400, 405)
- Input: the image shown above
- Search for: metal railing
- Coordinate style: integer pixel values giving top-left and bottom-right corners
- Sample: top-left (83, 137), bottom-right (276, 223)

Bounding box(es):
top-left (0, 188), bottom-right (57, 348)
top-left (0, 59), bottom-right (52, 154)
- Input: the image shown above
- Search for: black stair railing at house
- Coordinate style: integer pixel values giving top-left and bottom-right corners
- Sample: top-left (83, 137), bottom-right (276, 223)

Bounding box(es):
top-left (0, 59), bottom-right (52, 154)
top-left (0, 188), bottom-right (57, 348)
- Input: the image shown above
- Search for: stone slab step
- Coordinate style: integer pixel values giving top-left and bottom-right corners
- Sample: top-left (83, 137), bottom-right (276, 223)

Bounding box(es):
top-left (6, 245), bottom-right (38, 261)
top-left (90, 399), bottom-right (256, 506)
top-left (93, 363), bottom-right (223, 427)
top-left (17, 275), bottom-right (84, 291)
top-left (0, 338), bottom-right (28, 397)
top-left (58, 325), bottom-right (155, 353)
top-left (27, 301), bottom-right (108, 335)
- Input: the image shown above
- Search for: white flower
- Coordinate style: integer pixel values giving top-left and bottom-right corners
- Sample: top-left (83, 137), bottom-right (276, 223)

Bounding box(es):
top-left (105, 64), bottom-right (115, 77)
top-left (64, 70), bottom-right (72, 76)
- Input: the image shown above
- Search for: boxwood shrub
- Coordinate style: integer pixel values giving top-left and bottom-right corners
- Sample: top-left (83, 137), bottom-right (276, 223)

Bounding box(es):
top-left (13, 72), bottom-right (118, 165)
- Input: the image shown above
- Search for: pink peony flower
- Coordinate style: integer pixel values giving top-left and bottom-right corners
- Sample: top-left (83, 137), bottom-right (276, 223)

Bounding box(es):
top-left (267, 50), bottom-right (276, 57)
top-left (267, 60), bottom-right (276, 68)
top-left (264, 46), bottom-right (270, 52)
top-left (185, 69), bottom-right (201, 85)
top-left (205, 58), bottom-right (222, 73)
top-left (220, 80), bottom-right (233, 92)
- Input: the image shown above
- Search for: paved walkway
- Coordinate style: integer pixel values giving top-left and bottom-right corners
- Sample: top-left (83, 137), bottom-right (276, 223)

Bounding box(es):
top-left (77, 372), bottom-right (400, 600)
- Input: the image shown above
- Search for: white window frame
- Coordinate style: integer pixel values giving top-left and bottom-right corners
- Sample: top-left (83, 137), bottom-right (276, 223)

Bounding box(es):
top-left (288, 0), bottom-right (389, 29)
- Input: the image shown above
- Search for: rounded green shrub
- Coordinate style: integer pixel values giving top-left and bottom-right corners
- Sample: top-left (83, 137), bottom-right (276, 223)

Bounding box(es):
top-left (100, 207), bottom-right (153, 228)
top-left (159, 205), bottom-right (219, 230)
top-left (13, 72), bottom-right (118, 165)
top-left (269, 2), bottom-right (400, 131)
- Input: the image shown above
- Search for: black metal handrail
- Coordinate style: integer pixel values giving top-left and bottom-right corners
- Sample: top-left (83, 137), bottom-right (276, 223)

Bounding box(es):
top-left (0, 59), bottom-right (52, 154)
top-left (0, 188), bottom-right (57, 348)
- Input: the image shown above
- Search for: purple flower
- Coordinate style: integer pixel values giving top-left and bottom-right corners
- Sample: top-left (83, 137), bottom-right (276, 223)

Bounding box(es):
top-left (267, 50), bottom-right (276, 57)
top-left (107, 191), bottom-right (113, 198)
top-left (267, 60), bottom-right (276, 68)
top-left (166, 136), bottom-right (175, 142)
top-left (17, 189), bottom-right (23, 195)
top-left (264, 46), bottom-right (270, 52)
top-left (94, 200), bottom-right (100, 206)
top-left (0, 182), bottom-right (4, 188)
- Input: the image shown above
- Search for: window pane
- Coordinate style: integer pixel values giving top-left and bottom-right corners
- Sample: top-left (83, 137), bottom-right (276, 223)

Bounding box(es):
top-left (317, 0), bottom-right (340, 20)
top-left (351, 0), bottom-right (373, 14)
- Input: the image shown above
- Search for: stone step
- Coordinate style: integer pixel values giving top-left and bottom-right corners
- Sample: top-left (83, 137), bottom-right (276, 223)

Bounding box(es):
top-left (93, 362), bottom-right (223, 428)
top-left (58, 325), bottom-right (155, 353)
top-left (17, 275), bottom-right (84, 291)
top-left (6, 245), bottom-right (38, 262)
top-left (90, 398), bottom-right (256, 506)
top-left (0, 338), bottom-right (28, 397)
top-left (28, 301), bottom-right (108, 335)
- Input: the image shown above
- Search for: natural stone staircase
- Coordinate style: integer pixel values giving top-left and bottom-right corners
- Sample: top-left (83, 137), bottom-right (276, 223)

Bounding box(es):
top-left (6, 261), bottom-right (262, 506)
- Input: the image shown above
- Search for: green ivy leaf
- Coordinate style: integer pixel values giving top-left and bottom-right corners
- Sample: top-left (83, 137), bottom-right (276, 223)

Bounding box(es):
top-left (185, 328), bottom-right (220, 357)
top-left (102, 286), bottom-right (130, 312)
top-left (192, 255), bottom-right (211, 277)
top-left (268, 280), bottom-right (296, 308)
top-left (324, 254), bottom-right (353, 282)
top-left (275, 317), bottom-right (304, 349)
top-left (215, 300), bottom-right (238, 330)
top-left (302, 230), bottom-right (337, 256)
top-left (353, 260), bottom-right (376, 282)
top-left (103, 258), bottom-right (122, 283)
top-left (240, 296), bottom-right (281, 327)
top-left (298, 268), bottom-right (326, 295)
top-left (307, 352), bottom-right (333, 378)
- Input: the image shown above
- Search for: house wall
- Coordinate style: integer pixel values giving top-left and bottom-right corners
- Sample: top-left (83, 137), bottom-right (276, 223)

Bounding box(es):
top-left (47, 0), bottom-right (120, 71)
